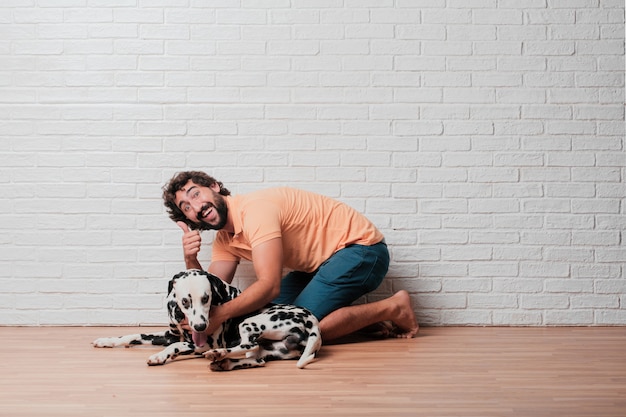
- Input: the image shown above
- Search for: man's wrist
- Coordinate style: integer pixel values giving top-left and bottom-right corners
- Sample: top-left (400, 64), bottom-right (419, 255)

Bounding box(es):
top-left (184, 256), bottom-right (202, 270)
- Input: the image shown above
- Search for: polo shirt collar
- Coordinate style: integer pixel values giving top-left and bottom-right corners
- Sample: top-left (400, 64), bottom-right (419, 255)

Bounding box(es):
top-left (225, 195), bottom-right (242, 237)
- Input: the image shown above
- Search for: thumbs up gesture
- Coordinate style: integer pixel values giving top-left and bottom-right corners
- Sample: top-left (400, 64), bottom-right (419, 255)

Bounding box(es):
top-left (177, 221), bottom-right (202, 268)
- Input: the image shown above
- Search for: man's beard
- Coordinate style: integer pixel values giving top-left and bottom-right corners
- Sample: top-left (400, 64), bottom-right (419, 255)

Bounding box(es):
top-left (194, 193), bottom-right (228, 231)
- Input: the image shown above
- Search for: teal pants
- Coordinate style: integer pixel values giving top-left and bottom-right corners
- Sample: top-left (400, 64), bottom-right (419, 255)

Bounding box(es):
top-left (272, 241), bottom-right (389, 320)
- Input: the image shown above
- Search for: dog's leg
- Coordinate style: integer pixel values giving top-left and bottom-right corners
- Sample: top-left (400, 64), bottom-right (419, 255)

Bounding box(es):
top-left (93, 330), bottom-right (178, 348)
top-left (147, 342), bottom-right (203, 365)
top-left (202, 325), bottom-right (262, 369)
top-left (210, 357), bottom-right (266, 371)
top-left (203, 343), bottom-right (260, 361)
top-left (204, 316), bottom-right (264, 362)
top-left (202, 342), bottom-right (260, 363)
top-left (202, 348), bottom-right (228, 362)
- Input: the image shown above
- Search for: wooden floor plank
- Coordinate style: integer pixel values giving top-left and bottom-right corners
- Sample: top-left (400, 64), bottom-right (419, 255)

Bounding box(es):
top-left (1, 326), bottom-right (624, 417)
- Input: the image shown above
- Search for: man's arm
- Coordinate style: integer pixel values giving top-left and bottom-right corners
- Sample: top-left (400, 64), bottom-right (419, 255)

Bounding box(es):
top-left (208, 260), bottom-right (238, 284)
top-left (206, 237), bottom-right (284, 332)
top-left (177, 221), bottom-right (203, 270)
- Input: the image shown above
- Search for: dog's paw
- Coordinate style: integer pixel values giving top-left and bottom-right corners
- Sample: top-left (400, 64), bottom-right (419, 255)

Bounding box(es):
top-left (203, 348), bottom-right (228, 362)
top-left (209, 360), bottom-right (231, 371)
top-left (147, 352), bottom-right (169, 366)
top-left (92, 337), bottom-right (117, 348)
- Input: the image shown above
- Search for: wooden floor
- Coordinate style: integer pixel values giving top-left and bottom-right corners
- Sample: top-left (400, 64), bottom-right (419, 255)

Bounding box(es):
top-left (1, 327), bottom-right (625, 417)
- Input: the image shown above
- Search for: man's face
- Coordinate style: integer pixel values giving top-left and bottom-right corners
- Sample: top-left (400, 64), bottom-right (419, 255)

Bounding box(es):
top-left (174, 180), bottom-right (228, 231)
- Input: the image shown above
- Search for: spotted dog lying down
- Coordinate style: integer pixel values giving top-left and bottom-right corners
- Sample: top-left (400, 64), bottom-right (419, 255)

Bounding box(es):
top-left (93, 269), bottom-right (321, 371)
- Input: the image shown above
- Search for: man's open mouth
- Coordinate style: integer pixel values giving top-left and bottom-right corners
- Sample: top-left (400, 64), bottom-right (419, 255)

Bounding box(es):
top-left (200, 204), bottom-right (214, 221)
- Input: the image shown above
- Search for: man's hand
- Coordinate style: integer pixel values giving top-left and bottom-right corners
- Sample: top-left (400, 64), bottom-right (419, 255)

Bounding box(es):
top-left (179, 317), bottom-right (191, 331)
top-left (205, 305), bottom-right (227, 335)
top-left (179, 305), bottom-right (227, 335)
top-left (177, 221), bottom-right (203, 270)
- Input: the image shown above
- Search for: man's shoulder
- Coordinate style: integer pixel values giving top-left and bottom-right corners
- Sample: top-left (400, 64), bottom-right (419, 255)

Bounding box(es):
top-left (240, 186), bottom-right (309, 202)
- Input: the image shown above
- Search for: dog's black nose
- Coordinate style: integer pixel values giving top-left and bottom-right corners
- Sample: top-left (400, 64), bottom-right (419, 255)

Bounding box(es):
top-left (194, 323), bottom-right (207, 332)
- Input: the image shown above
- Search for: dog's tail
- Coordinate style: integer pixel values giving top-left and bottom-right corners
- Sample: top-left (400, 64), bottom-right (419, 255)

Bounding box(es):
top-left (296, 331), bottom-right (322, 369)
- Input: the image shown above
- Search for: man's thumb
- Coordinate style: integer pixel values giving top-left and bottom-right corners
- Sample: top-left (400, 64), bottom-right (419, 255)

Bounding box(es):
top-left (177, 221), bottom-right (190, 233)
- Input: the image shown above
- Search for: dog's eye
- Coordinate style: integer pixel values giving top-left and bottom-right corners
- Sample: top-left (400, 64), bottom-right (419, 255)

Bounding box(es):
top-left (201, 295), bottom-right (209, 305)
top-left (181, 298), bottom-right (190, 309)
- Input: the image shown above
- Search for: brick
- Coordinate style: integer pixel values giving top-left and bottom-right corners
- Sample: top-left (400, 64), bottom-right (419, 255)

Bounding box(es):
top-left (571, 295), bottom-right (619, 309)
top-left (469, 262), bottom-right (518, 277)
top-left (493, 246), bottom-right (543, 261)
top-left (572, 199), bottom-right (621, 214)
top-left (469, 199), bottom-right (519, 214)
top-left (493, 311), bottom-right (543, 326)
top-left (469, 294), bottom-right (518, 309)
top-left (545, 278), bottom-right (593, 294)
top-left (443, 246), bottom-right (492, 261)
top-left (443, 215), bottom-right (492, 229)
top-left (493, 277), bottom-right (543, 296)
top-left (520, 262), bottom-right (570, 278)
top-left (521, 294), bottom-right (570, 309)
top-left (573, 264), bottom-right (622, 279)
top-left (595, 311), bottom-right (626, 326)
top-left (421, 199), bottom-right (468, 215)
top-left (442, 277), bottom-right (491, 293)
top-left (544, 310), bottom-right (594, 325)
top-left (441, 310), bottom-right (492, 325)
top-left (596, 249), bottom-right (626, 263)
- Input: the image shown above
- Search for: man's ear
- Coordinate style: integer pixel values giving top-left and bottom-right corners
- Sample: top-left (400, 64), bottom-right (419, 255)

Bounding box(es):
top-left (209, 182), bottom-right (221, 193)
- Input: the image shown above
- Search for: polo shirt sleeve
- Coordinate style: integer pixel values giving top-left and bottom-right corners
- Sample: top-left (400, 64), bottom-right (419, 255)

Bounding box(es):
top-left (240, 198), bottom-right (283, 249)
top-left (211, 232), bottom-right (241, 263)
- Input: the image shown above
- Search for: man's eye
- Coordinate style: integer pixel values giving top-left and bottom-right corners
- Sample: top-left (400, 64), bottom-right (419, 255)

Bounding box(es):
top-left (192, 191), bottom-right (200, 199)
top-left (183, 204), bottom-right (190, 212)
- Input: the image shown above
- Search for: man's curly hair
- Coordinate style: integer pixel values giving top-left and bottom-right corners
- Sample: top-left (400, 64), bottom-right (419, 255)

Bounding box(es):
top-left (162, 171), bottom-right (230, 228)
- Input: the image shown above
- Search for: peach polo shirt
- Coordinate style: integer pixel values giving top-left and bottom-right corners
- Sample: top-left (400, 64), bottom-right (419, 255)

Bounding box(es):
top-left (211, 187), bottom-right (384, 273)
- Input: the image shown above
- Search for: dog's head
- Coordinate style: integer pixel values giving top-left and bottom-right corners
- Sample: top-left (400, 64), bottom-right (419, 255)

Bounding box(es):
top-left (167, 269), bottom-right (241, 347)
top-left (169, 269), bottom-right (214, 347)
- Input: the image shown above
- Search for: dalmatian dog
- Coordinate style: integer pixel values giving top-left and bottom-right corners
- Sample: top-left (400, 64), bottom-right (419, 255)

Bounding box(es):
top-left (93, 269), bottom-right (321, 371)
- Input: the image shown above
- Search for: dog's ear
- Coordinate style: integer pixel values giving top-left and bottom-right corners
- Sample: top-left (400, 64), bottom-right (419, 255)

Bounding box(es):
top-left (198, 270), bottom-right (241, 305)
top-left (168, 271), bottom-right (187, 294)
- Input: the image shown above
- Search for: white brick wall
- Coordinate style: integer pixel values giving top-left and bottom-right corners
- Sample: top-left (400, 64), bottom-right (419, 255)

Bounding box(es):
top-left (0, 1), bottom-right (624, 326)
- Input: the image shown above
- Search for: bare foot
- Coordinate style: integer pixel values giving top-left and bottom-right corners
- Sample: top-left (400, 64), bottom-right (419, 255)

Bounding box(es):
top-left (389, 290), bottom-right (419, 339)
